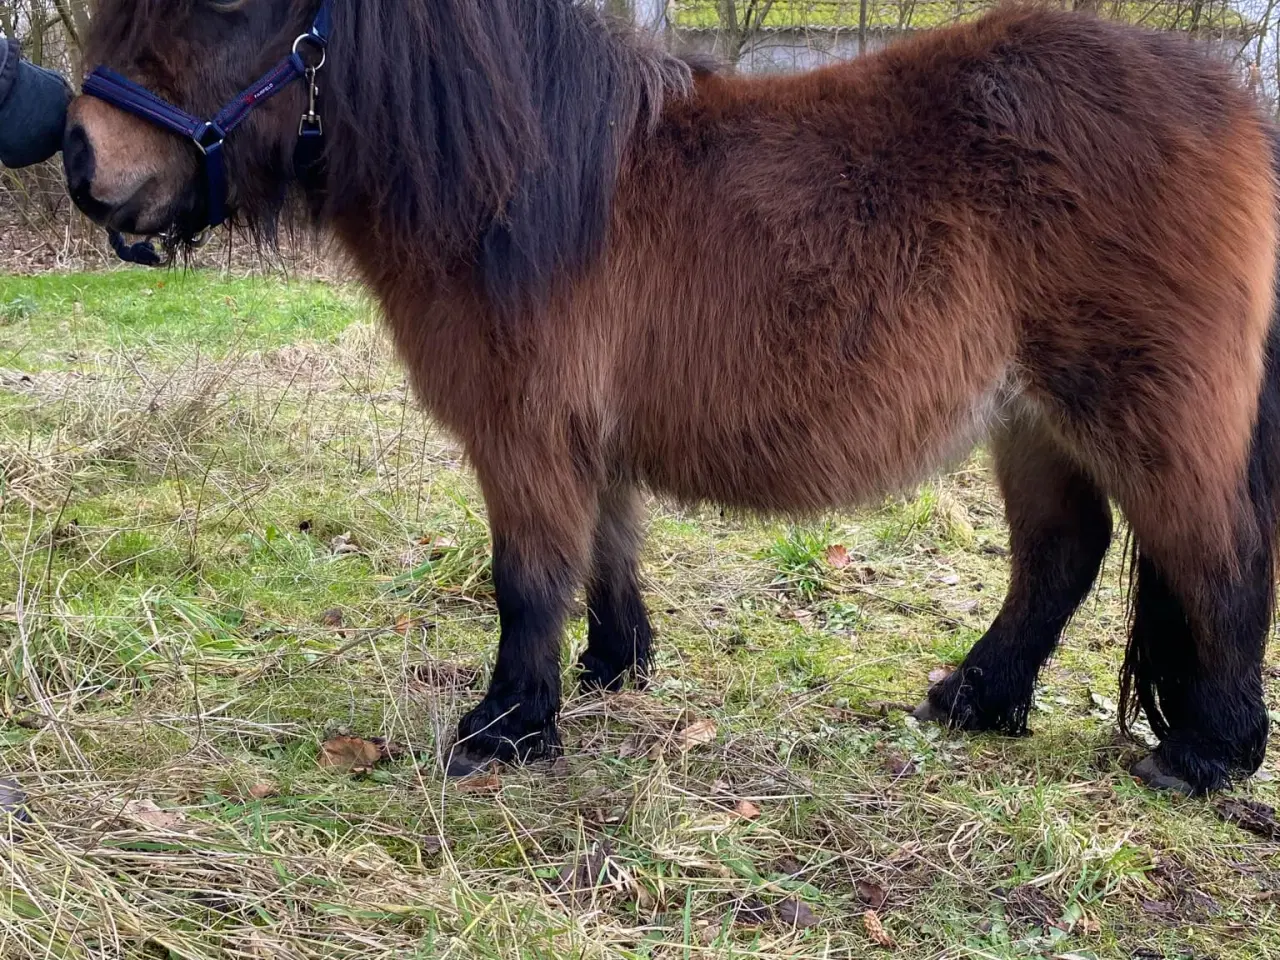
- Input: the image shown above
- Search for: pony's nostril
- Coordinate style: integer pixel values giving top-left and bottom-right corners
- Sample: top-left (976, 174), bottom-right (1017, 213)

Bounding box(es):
top-left (63, 125), bottom-right (114, 224)
top-left (62, 125), bottom-right (95, 195)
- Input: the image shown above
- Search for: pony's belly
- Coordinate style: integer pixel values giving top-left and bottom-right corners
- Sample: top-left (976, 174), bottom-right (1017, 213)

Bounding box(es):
top-left (631, 368), bottom-right (1015, 514)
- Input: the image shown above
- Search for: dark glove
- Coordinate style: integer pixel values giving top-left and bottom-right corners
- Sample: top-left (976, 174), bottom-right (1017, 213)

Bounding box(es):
top-left (0, 38), bottom-right (73, 168)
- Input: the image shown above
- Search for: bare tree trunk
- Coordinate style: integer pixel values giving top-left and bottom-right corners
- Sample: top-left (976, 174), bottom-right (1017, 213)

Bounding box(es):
top-left (28, 0), bottom-right (47, 65)
top-left (51, 0), bottom-right (87, 76)
top-left (0, 2), bottom-right (16, 40)
top-left (713, 0), bottom-right (776, 67)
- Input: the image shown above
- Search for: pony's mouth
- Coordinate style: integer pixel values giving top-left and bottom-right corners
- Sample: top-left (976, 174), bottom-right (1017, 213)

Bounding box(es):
top-left (109, 223), bottom-right (212, 267)
top-left (104, 186), bottom-right (219, 266)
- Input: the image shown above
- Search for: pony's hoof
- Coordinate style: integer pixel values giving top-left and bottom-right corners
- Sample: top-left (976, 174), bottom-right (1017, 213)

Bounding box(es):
top-left (1131, 755), bottom-right (1195, 796)
top-left (911, 698), bottom-right (948, 725)
top-left (445, 746), bottom-right (499, 779)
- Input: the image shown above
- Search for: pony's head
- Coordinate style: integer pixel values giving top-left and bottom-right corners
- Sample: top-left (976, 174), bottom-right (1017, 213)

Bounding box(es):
top-left (70, 0), bottom-right (689, 311)
top-left (65, 0), bottom-right (314, 240)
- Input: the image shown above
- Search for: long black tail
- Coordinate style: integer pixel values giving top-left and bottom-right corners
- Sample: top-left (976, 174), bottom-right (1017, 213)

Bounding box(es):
top-left (1245, 135), bottom-right (1280, 555)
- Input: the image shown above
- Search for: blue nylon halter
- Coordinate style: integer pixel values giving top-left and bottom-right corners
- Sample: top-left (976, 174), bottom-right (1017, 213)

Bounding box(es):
top-left (81, 0), bottom-right (332, 229)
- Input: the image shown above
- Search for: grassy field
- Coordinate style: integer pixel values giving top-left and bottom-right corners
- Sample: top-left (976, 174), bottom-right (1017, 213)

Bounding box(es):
top-left (1, 269), bottom-right (1279, 960)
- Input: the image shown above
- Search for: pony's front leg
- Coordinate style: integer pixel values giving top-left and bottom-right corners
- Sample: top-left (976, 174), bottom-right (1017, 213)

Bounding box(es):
top-left (446, 446), bottom-right (597, 778)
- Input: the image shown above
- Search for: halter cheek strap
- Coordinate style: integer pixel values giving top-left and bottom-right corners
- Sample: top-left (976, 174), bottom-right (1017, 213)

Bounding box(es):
top-left (81, 0), bottom-right (332, 231)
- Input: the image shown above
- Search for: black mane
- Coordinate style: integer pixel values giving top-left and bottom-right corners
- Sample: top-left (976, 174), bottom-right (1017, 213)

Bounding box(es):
top-left (321, 0), bottom-right (690, 314)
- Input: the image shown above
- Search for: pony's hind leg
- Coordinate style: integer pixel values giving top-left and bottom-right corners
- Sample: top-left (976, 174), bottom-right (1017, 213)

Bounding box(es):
top-left (917, 416), bottom-right (1113, 731)
top-left (1123, 522), bottom-right (1272, 794)
top-left (1123, 324), bottom-right (1280, 794)
top-left (579, 482), bottom-right (654, 692)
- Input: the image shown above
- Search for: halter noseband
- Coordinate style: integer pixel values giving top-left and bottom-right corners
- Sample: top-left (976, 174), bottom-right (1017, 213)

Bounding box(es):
top-left (81, 0), bottom-right (332, 240)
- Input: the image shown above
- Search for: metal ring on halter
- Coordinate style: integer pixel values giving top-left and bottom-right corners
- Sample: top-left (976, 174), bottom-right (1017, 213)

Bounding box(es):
top-left (292, 33), bottom-right (327, 70)
top-left (157, 225), bottom-right (210, 250)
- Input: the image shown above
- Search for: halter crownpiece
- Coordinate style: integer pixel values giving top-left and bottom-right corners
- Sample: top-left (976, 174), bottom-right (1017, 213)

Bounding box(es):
top-left (82, 0), bottom-right (332, 249)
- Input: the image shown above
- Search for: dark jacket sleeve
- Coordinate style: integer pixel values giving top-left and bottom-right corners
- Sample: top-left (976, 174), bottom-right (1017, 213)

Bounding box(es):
top-left (0, 38), bottom-right (73, 169)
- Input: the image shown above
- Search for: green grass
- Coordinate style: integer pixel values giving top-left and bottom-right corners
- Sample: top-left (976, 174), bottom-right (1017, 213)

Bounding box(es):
top-left (2, 270), bottom-right (1279, 959)
top-left (0, 269), bottom-right (365, 370)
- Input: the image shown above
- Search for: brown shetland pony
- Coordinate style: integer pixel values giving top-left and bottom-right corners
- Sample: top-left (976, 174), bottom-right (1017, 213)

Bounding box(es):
top-left (65, 0), bottom-right (1280, 795)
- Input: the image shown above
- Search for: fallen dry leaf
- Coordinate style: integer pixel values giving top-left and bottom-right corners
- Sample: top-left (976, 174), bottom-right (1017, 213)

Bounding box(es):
top-left (328, 533), bottom-right (360, 556)
top-left (549, 756), bottom-right (572, 778)
top-left (121, 798), bottom-right (185, 831)
top-left (679, 717), bottom-right (718, 753)
top-left (777, 897), bottom-right (820, 929)
top-left (863, 910), bottom-right (896, 948)
top-left (857, 880), bottom-right (889, 911)
top-left (928, 667), bottom-right (952, 685)
top-left (220, 781), bottom-right (279, 803)
top-left (826, 544), bottom-right (851, 569)
top-left (393, 614), bottom-right (434, 637)
top-left (1005, 884), bottom-right (1062, 928)
top-left (0, 776), bottom-right (29, 828)
top-left (318, 736), bottom-right (382, 774)
top-left (730, 897), bottom-right (772, 926)
top-left (416, 535), bottom-right (458, 557)
top-left (320, 607), bottom-right (344, 628)
top-left (617, 734), bottom-right (646, 760)
top-left (370, 737), bottom-right (408, 762)
top-left (772, 856), bottom-right (805, 877)
top-left (1077, 913), bottom-right (1101, 935)
top-left (554, 841), bottom-right (624, 904)
top-left (734, 799), bottom-right (762, 820)
top-left (1215, 798), bottom-right (1280, 840)
top-left (883, 752), bottom-right (918, 778)
top-left (455, 771), bottom-right (502, 794)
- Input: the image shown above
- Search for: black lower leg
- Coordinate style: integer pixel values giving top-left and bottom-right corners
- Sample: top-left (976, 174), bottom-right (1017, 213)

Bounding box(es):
top-left (922, 425), bottom-right (1112, 733)
top-left (448, 537), bottom-right (575, 777)
top-left (1128, 312), bottom-right (1280, 794)
top-left (579, 484), bottom-right (653, 692)
top-left (1125, 550), bottom-right (1271, 795)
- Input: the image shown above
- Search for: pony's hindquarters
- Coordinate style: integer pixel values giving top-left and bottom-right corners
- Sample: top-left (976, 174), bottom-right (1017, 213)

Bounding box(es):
top-left (927, 69), bottom-right (1279, 791)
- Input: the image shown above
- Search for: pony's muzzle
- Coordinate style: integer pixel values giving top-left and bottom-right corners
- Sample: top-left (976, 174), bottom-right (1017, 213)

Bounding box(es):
top-left (62, 96), bottom-right (197, 236)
